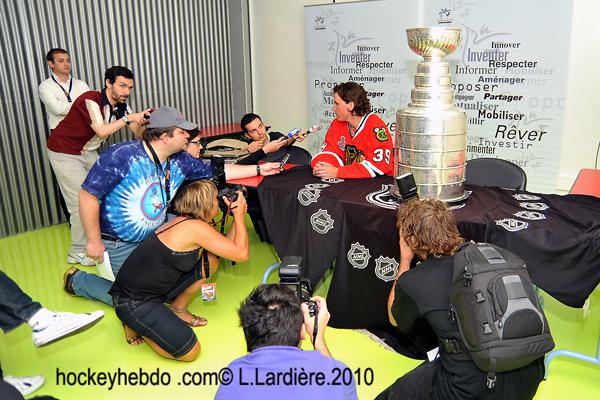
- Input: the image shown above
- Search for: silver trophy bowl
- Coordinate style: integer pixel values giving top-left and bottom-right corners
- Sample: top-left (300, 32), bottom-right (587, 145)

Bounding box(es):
top-left (406, 27), bottom-right (461, 59)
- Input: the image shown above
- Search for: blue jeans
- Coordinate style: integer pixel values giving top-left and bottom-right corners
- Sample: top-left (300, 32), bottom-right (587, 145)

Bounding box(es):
top-left (0, 270), bottom-right (41, 333)
top-left (0, 377), bottom-right (23, 400)
top-left (71, 240), bottom-right (139, 306)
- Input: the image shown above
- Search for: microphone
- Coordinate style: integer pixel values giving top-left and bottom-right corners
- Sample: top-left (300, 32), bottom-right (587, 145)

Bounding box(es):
top-left (285, 127), bottom-right (301, 138)
top-left (307, 124), bottom-right (322, 134)
top-left (283, 125), bottom-right (323, 145)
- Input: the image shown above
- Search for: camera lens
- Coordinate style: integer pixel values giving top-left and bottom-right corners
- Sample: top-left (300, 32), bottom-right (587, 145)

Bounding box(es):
top-left (307, 300), bottom-right (317, 317)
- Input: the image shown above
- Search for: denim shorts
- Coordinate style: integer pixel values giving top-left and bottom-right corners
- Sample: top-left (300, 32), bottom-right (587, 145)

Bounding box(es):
top-left (111, 252), bottom-right (208, 357)
top-left (114, 296), bottom-right (197, 358)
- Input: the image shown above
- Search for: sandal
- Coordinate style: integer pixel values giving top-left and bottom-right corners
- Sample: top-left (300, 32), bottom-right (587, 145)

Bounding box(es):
top-left (122, 323), bottom-right (144, 346)
top-left (170, 307), bottom-right (208, 327)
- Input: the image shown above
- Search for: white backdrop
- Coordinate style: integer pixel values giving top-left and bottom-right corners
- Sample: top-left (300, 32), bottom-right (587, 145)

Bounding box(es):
top-left (304, 0), bottom-right (573, 193)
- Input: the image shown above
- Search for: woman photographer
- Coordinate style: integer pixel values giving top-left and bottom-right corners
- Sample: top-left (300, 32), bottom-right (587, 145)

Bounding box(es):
top-left (110, 180), bottom-right (248, 361)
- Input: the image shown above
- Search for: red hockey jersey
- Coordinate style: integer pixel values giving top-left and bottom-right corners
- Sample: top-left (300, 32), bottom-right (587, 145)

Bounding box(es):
top-left (311, 113), bottom-right (394, 178)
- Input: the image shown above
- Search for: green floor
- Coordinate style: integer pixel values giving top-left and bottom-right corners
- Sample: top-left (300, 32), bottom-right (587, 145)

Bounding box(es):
top-left (0, 222), bottom-right (598, 399)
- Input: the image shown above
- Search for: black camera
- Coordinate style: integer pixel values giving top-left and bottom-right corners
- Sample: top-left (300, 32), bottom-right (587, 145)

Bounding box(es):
top-left (209, 156), bottom-right (247, 212)
top-left (278, 256), bottom-right (317, 317)
top-left (392, 172), bottom-right (419, 203)
top-left (217, 184), bottom-right (247, 212)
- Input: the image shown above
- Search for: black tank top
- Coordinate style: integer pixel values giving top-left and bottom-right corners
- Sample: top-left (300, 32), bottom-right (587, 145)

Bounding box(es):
top-left (110, 219), bottom-right (201, 301)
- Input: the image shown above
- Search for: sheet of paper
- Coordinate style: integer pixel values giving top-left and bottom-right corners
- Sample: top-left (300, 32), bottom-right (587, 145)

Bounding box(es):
top-left (427, 347), bottom-right (440, 362)
top-left (96, 251), bottom-right (115, 281)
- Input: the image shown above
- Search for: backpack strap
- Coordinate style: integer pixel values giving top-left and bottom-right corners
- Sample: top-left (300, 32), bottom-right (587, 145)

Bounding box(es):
top-left (486, 358), bottom-right (497, 390)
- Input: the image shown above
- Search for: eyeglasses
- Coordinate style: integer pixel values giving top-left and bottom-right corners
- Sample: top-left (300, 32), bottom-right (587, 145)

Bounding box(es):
top-left (187, 140), bottom-right (202, 146)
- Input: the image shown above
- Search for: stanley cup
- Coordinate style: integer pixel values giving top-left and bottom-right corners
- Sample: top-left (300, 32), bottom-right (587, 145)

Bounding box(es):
top-left (393, 27), bottom-right (467, 202)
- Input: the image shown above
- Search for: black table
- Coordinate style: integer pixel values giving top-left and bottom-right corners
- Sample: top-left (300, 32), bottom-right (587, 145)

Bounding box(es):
top-left (258, 166), bottom-right (600, 329)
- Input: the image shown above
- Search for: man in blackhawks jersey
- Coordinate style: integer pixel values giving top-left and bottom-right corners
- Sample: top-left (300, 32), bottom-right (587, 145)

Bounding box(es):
top-left (311, 82), bottom-right (394, 179)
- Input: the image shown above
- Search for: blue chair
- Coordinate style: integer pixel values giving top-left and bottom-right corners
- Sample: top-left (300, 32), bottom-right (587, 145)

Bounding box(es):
top-left (544, 338), bottom-right (600, 379)
top-left (262, 262), bottom-right (281, 284)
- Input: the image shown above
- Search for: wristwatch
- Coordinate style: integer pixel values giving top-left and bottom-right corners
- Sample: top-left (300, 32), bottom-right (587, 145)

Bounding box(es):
top-left (121, 114), bottom-right (131, 126)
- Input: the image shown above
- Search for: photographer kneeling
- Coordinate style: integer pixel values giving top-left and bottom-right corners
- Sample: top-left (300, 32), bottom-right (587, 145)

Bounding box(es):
top-left (110, 180), bottom-right (249, 361)
top-left (378, 199), bottom-right (544, 400)
top-left (215, 284), bottom-right (357, 399)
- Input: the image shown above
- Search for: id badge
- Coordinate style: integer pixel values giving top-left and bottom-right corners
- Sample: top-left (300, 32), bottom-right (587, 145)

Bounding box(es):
top-left (201, 282), bottom-right (217, 302)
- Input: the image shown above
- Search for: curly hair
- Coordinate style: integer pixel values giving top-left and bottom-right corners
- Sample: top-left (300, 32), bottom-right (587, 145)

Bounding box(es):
top-left (333, 82), bottom-right (371, 116)
top-left (172, 180), bottom-right (217, 222)
top-left (396, 199), bottom-right (463, 260)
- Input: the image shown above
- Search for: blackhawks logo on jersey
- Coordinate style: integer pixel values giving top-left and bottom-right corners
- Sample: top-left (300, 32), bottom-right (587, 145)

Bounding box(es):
top-left (374, 127), bottom-right (388, 142)
top-left (345, 145), bottom-right (364, 165)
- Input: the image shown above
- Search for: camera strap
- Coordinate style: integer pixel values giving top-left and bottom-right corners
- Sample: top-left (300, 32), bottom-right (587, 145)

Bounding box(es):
top-left (312, 307), bottom-right (319, 345)
top-left (145, 140), bottom-right (171, 206)
top-left (201, 250), bottom-right (210, 280)
top-left (199, 251), bottom-right (217, 301)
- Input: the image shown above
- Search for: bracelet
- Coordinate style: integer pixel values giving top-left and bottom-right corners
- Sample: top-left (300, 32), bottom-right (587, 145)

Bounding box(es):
top-left (256, 165), bottom-right (261, 176)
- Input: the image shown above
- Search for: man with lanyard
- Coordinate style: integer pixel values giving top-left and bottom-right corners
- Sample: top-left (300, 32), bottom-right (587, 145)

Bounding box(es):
top-left (38, 48), bottom-right (90, 131)
top-left (46, 66), bottom-right (152, 267)
top-left (39, 48), bottom-right (91, 228)
top-left (63, 106), bottom-right (282, 306)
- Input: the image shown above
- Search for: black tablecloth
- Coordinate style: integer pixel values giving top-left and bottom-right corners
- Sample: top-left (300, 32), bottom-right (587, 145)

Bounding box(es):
top-left (258, 166), bottom-right (600, 328)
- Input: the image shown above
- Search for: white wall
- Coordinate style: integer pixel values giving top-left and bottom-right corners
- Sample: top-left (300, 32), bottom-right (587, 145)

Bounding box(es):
top-left (249, 0), bottom-right (600, 193)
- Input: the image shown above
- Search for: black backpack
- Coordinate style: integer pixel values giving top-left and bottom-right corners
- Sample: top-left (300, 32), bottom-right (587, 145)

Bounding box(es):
top-left (447, 242), bottom-right (554, 388)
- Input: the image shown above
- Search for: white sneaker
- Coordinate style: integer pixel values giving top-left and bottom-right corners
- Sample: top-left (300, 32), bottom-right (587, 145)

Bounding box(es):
top-left (3, 375), bottom-right (45, 396)
top-left (32, 310), bottom-right (104, 347)
top-left (67, 252), bottom-right (96, 266)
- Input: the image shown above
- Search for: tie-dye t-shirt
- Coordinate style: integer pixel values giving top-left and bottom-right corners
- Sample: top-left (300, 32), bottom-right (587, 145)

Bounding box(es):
top-left (82, 140), bottom-right (212, 242)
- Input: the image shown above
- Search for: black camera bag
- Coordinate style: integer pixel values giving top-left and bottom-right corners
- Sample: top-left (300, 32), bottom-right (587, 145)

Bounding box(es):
top-left (448, 242), bottom-right (554, 388)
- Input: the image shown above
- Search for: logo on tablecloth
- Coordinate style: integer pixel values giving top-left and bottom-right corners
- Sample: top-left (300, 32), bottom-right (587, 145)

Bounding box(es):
top-left (519, 202), bottom-right (549, 211)
top-left (514, 211), bottom-right (547, 220)
top-left (366, 184), bottom-right (398, 210)
top-left (306, 183), bottom-right (330, 189)
top-left (495, 218), bottom-right (529, 232)
top-left (298, 187), bottom-right (321, 206)
top-left (347, 242), bottom-right (371, 269)
top-left (321, 177), bottom-right (344, 183)
top-left (513, 194), bottom-right (541, 201)
top-left (310, 209), bottom-right (335, 234)
top-left (375, 256), bottom-right (399, 282)
top-left (298, 183), bottom-right (330, 206)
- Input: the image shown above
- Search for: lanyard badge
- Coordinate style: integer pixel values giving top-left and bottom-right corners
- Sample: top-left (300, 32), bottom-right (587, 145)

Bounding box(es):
top-left (51, 75), bottom-right (73, 102)
top-left (201, 282), bottom-right (217, 302)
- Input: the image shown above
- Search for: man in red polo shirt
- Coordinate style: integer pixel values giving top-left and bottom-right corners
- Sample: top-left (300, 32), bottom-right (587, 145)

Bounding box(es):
top-left (47, 66), bottom-right (152, 266)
